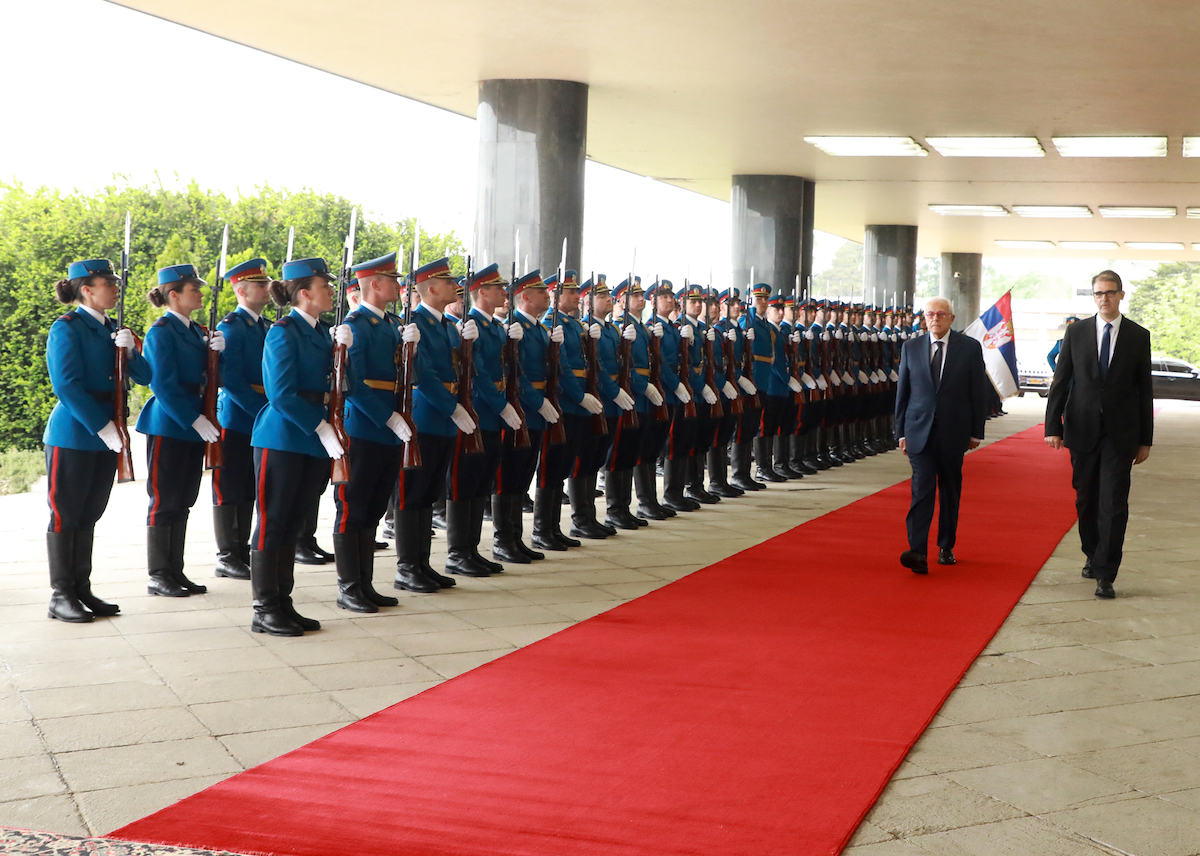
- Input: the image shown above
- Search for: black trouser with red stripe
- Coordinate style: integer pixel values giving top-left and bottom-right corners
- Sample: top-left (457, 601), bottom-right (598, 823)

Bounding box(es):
top-left (576, 416), bottom-right (615, 476)
top-left (45, 446), bottom-right (116, 532)
top-left (716, 408), bottom-right (740, 448)
top-left (640, 413), bottom-right (671, 464)
top-left (759, 395), bottom-right (787, 439)
top-left (252, 447), bottom-right (330, 551)
top-left (448, 430), bottom-right (501, 501)
top-left (212, 428), bottom-right (255, 506)
top-left (539, 414), bottom-right (586, 487)
top-left (693, 411), bottom-right (718, 456)
top-left (497, 428), bottom-right (543, 496)
top-left (665, 406), bottom-right (698, 460)
top-left (396, 433), bottom-right (454, 510)
top-left (607, 415), bottom-right (643, 472)
top-left (734, 402), bottom-right (761, 445)
top-left (333, 438), bottom-right (401, 534)
top-left (145, 435), bottom-right (204, 527)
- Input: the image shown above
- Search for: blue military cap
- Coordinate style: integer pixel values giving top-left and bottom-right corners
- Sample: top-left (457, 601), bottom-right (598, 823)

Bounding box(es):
top-left (157, 264), bottom-right (206, 286)
top-left (352, 252), bottom-right (402, 278)
top-left (612, 278), bottom-right (642, 300)
top-left (750, 283), bottom-right (771, 298)
top-left (412, 257), bottom-right (455, 284)
top-left (717, 288), bottom-right (740, 302)
top-left (226, 258), bottom-right (271, 284)
top-left (281, 257), bottom-right (335, 281)
top-left (544, 269), bottom-right (580, 290)
top-left (345, 277), bottom-right (360, 293)
top-left (469, 263), bottom-right (508, 291)
top-left (67, 259), bottom-right (119, 281)
top-left (513, 270), bottom-right (546, 294)
top-left (580, 277), bottom-right (610, 297)
top-left (1065, 315), bottom-right (1080, 324)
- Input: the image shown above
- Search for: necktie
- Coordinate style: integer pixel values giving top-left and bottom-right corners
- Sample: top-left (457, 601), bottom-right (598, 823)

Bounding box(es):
top-left (1099, 322), bottom-right (1112, 380)
top-left (931, 340), bottom-right (944, 389)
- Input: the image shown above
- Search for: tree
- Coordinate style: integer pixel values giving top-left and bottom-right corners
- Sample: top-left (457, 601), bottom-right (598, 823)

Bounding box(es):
top-left (1127, 262), bottom-right (1200, 363)
top-left (0, 180), bottom-right (466, 450)
top-left (813, 241), bottom-right (862, 300)
top-left (981, 267), bottom-right (1072, 301)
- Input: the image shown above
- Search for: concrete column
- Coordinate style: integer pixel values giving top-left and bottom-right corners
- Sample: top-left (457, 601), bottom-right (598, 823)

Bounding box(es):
top-left (475, 79), bottom-right (587, 277)
top-left (939, 252), bottom-right (982, 331)
top-left (732, 175), bottom-right (806, 295)
top-left (800, 179), bottom-right (816, 298)
top-left (864, 225), bottom-right (918, 309)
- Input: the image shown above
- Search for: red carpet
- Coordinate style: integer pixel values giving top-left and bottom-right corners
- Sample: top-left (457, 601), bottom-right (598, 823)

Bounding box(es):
top-left (112, 426), bottom-right (1076, 856)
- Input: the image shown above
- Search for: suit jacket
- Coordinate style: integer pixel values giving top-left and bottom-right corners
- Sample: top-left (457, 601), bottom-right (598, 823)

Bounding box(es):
top-left (1044, 314), bottom-right (1153, 454)
top-left (894, 330), bottom-right (988, 456)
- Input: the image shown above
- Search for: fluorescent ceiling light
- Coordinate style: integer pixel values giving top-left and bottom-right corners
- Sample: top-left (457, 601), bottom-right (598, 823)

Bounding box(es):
top-left (1125, 242), bottom-right (1184, 250)
top-left (928, 204), bottom-right (1009, 217)
top-left (1052, 136), bottom-right (1168, 157)
top-left (925, 137), bottom-right (1044, 157)
top-left (1098, 206), bottom-right (1177, 219)
top-left (1183, 138), bottom-right (1200, 157)
top-left (1059, 241), bottom-right (1120, 250)
top-left (1011, 205), bottom-right (1092, 218)
top-left (804, 136), bottom-right (927, 156)
top-left (1187, 208), bottom-right (1200, 219)
top-left (1192, 243), bottom-right (1200, 251)
top-left (994, 240), bottom-right (1056, 249)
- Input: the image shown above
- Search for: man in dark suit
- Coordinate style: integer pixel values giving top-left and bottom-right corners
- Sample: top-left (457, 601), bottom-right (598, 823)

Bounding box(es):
top-left (1045, 270), bottom-right (1153, 599)
top-left (895, 297), bottom-right (988, 574)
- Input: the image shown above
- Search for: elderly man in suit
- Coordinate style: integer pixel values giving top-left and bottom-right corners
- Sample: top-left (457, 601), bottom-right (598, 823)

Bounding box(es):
top-left (1045, 270), bottom-right (1153, 599)
top-left (895, 297), bottom-right (988, 574)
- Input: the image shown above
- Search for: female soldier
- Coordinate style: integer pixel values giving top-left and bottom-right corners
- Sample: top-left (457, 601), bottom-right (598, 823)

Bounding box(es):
top-left (249, 258), bottom-right (353, 636)
top-left (44, 259), bottom-right (152, 622)
top-left (136, 264), bottom-right (225, 598)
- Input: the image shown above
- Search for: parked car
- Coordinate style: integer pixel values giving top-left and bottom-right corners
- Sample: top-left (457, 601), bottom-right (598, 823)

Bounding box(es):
top-left (1017, 360), bottom-right (1053, 397)
top-left (1152, 357), bottom-right (1200, 401)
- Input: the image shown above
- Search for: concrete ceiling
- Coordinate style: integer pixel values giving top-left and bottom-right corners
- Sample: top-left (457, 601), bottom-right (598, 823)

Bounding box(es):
top-left (112, 0), bottom-right (1200, 258)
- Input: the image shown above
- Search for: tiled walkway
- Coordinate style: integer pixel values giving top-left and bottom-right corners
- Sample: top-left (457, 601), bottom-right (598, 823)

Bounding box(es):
top-left (1, 398), bottom-right (1196, 856)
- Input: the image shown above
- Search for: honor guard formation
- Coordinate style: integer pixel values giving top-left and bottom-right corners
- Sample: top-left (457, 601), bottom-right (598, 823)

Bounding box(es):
top-left (42, 220), bottom-right (924, 635)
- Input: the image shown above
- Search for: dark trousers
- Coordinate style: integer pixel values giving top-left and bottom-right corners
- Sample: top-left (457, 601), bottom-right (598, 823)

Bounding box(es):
top-left (607, 416), bottom-right (644, 472)
top-left (715, 409), bottom-right (739, 448)
top-left (735, 403), bottom-right (761, 445)
top-left (694, 411), bottom-right (718, 455)
top-left (212, 428), bottom-right (255, 506)
top-left (145, 435), bottom-right (204, 527)
top-left (539, 413), bottom-right (586, 486)
top-left (45, 446), bottom-right (116, 532)
top-left (666, 405), bottom-right (697, 459)
top-left (498, 429), bottom-right (543, 496)
top-left (252, 447), bottom-right (330, 551)
top-left (760, 395), bottom-right (787, 439)
top-left (396, 433), bottom-right (455, 510)
top-left (640, 413), bottom-right (671, 464)
top-left (1070, 437), bottom-right (1135, 582)
top-left (333, 438), bottom-right (401, 533)
top-left (906, 424), bottom-right (965, 554)
top-left (448, 429), bottom-right (501, 501)
top-left (576, 416), bottom-right (616, 476)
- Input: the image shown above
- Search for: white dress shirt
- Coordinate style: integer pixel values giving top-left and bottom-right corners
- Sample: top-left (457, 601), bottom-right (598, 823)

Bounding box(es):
top-left (1096, 313), bottom-right (1122, 369)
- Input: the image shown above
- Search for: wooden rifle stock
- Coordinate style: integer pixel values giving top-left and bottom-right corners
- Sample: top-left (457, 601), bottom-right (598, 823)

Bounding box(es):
top-left (701, 324), bottom-right (723, 419)
top-left (617, 322), bottom-right (639, 430)
top-left (583, 298), bottom-right (608, 436)
top-left (676, 319), bottom-right (697, 419)
top-left (113, 343), bottom-right (134, 482)
top-left (646, 332), bottom-right (669, 422)
top-left (396, 338), bottom-right (421, 469)
top-left (543, 331), bottom-right (568, 445)
top-left (720, 331), bottom-right (743, 416)
top-left (329, 341), bottom-right (351, 484)
top-left (202, 326), bottom-right (223, 469)
top-left (503, 333), bottom-right (532, 448)
top-left (741, 316), bottom-right (761, 410)
top-left (457, 335), bottom-right (484, 455)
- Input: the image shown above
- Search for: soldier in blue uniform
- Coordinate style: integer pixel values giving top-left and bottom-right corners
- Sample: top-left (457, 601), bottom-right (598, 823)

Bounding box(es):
top-left (680, 284), bottom-right (722, 503)
top-left (211, 258), bottom-right (272, 582)
top-left (796, 296), bottom-right (827, 471)
top-left (707, 289), bottom-right (747, 497)
top-left (736, 285), bottom-right (779, 482)
top-left (137, 264), bottom-right (226, 598)
top-left (650, 281), bottom-right (700, 512)
top-left (535, 272), bottom-right (605, 549)
top-left (43, 259), bottom-right (153, 622)
top-left (492, 271), bottom-right (561, 562)
top-left (393, 258), bottom-right (480, 592)
top-left (723, 290), bottom-right (764, 491)
top-left (249, 257), bottom-right (354, 635)
top-left (333, 252), bottom-right (416, 611)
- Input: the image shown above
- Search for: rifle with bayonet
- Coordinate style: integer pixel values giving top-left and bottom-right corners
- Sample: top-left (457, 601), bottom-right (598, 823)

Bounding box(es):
top-left (113, 212), bottom-right (135, 483)
top-left (615, 274), bottom-right (639, 431)
top-left (646, 275), bottom-right (669, 422)
top-left (583, 270), bottom-right (608, 436)
top-left (457, 254), bottom-right (484, 454)
top-left (329, 209), bottom-right (355, 485)
top-left (503, 231), bottom-right (531, 448)
top-left (741, 272), bottom-right (761, 410)
top-left (202, 224), bottom-right (228, 470)
top-left (398, 231), bottom-right (422, 470)
top-left (542, 240), bottom-right (568, 445)
top-left (719, 286), bottom-right (743, 417)
top-left (701, 284), bottom-right (722, 419)
top-left (676, 279), bottom-right (697, 419)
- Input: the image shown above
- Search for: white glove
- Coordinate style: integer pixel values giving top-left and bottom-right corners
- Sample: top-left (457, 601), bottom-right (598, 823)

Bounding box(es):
top-left (402, 324), bottom-right (420, 345)
top-left (315, 419), bottom-right (345, 458)
top-left (460, 319), bottom-right (479, 341)
top-left (613, 389), bottom-right (635, 411)
top-left (722, 381), bottom-right (737, 400)
top-left (790, 331), bottom-right (801, 343)
top-left (801, 373), bottom-right (817, 390)
top-left (843, 371), bottom-right (855, 384)
top-left (549, 325), bottom-right (565, 344)
top-left (507, 323), bottom-right (524, 341)
top-left (674, 383), bottom-right (692, 404)
top-left (537, 398), bottom-right (561, 423)
top-left (830, 372), bottom-right (841, 387)
top-left (871, 333), bottom-right (879, 342)
top-left (787, 377), bottom-right (803, 393)
top-left (645, 385), bottom-right (664, 406)
top-left (451, 403), bottom-right (477, 433)
top-left (700, 385), bottom-right (718, 405)
top-left (499, 402), bottom-right (523, 430)
top-left (821, 332), bottom-right (830, 342)
top-left (705, 327), bottom-right (716, 342)
top-left (651, 322), bottom-right (665, 338)
top-left (834, 330), bottom-right (843, 340)
top-left (858, 370), bottom-right (869, 384)
top-left (848, 331), bottom-right (857, 342)
top-left (816, 376), bottom-right (828, 391)
top-left (622, 324), bottom-right (637, 341)
top-left (744, 327), bottom-right (755, 341)
top-left (112, 328), bottom-right (137, 353)
top-left (331, 324), bottom-right (353, 347)
top-left (679, 324), bottom-right (694, 341)
top-left (191, 415), bottom-right (220, 444)
top-left (579, 392), bottom-right (604, 415)
top-left (588, 323), bottom-right (603, 340)
top-left (725, 328), bottom-right (738, 342)
top-left (207, 330), bottom-right (226, 352)
top-left (803, 330), bottom-right (814, 341)
top-left (385, 411), bottom-right (413, 442)
top-left (736, 376), bottom-right (757, 395)
top-left (890, 369), bottom-right (900, 382)
top-left (97, 420), bottom-right (123, 453)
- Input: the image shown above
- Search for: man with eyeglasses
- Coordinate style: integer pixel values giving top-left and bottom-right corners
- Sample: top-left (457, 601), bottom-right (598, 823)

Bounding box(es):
top-left (1045, 270), bottom-right (1153, 599)
top-left (895, 296), bottom-right (988, 575)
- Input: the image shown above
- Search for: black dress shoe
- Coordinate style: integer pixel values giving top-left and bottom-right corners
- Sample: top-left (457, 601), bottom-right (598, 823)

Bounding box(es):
top-left (492, 542), bottom-right (531, 564)
top-left (294, 543), bottom-right (328, 565)
top-left (522, 497), bottom-right (535, 514)
top-left (605, 510), bottom-right (641, 531)
top-left (685, 486), bottom-right (721, 504)
top-left (445, 554), bottom-right (493, 577)
top-left (756, 468), bottom-right (787, 483)
top-left (1095, 580), bottom-right (1115, 599)
top-left (554, 532), bottom-right (582, 548)
top-left (1082, 558), bottom-right (1095, 579)
top-left (393, 566), bottom-right (440, 593)
top-left (532, 533), bottom-right (569, 551)
top-left (937, 548), bottom-right (956, 565)
top-left (900, 550), bottom-right (928, 575)
top-left (569, 520), bottom-right (610, 540)
top-left (636, 503), bottom-right (671, 521)
top-left (148, 572), bottom-right (189, 597)
top-left (709, 483), bottom-right (744, 498)
top-left (374, 541), bottom-right (388, 550)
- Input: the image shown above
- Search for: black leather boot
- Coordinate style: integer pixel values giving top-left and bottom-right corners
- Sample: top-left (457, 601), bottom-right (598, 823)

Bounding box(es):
top-left (358, 529), bottom-right (399, 606)
top-left (634, 461), bottom-right (673, 519)
top-left (775, 435), bottom-right (804, 479)
top-left (591, 475), bottom-right (618, 535)
top-left (470, 497), bottom-right (504, 572)
top-left (803, 432), bottom-right (826, 471)
top-left (663, 457), bottom-right (699, 511)
top-left (72, 527), bottom-right (118, 616)
top-left (532, 488), bottom-right (569, 551)
top-left (381, 498), bottom-right (396, 540)
top-left (492, 494), bottom-right (531, 564)
top-left (791, 434), bottom-right (817, 475)
top-left (729, 441), bottom-right (764, 491)
top-left (168, 518), bottom-right (207, 594)
top-left (235, 502), bottom-right (255, 567)
top-left (213, 504), bottom-right (251, 580)
top-left (334, 532), bottom-right (378, 612)
top-left (445, 500), bottom-right (493, 577)
top-left (708, 447), bottom-right (743, 497)
top-left (393, 509), bottom-right (440, 592)
top-left (250, 550), bottom-right (303, 636)
top-left (605, 468), bottom-right (641, 529)
top-left (147, 525), bottom-right (188, 597)
top-left (755, 438), bottom-right (787, 482)
top-left (510, 493), bottom-right (545, 560)
top-left (278, 547), bottom-right (320, 630)
top-left (686, 456), bottom-right (721, 503)
top-left (419, 506), bottom-right (456, 587)
top-left (430, 496), bottom-right (447, 531)
top-left (568, 477), bottom-right (609, 539)
top-left (47, 530), bottom-right (92, 623)
top-left (623, 470), bottom-right (648, 525)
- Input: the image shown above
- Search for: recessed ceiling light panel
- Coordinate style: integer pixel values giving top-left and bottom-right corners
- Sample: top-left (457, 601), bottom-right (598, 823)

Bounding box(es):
top-left (803, 136), bottom-right (927, 156)
top-left (1052, 137), bottom-right (1168, 157)
top-left (1058, 241), bottom-right (1120, 250)
top-left (925, 137), bottom-right (1044, 157)
top-left (928, 204), bottom-right (1009, 217)
top-left (1098, 206), bottom-right (1177, 219)
top-left (994, 240), bottom-right (1056, 249)
top-left (1011, 205), bottom-right (1092, 218)
top-left (1187, 208), bottom-right (1200, 219)
top-left (1124, 242), bottom-right (1184, 250)
top-left (1182, 138), bottom-right (1200, 157)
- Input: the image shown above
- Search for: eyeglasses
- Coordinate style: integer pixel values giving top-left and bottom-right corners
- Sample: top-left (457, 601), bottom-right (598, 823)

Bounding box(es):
top-left (1092, 290), bottom-right (1121, 299)
top-left (925, 311), bottom-right (950, 319)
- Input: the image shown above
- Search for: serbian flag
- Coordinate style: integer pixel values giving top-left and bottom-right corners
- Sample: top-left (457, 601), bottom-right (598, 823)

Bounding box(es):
top-left (965, 290), bottom-right (1019, 397)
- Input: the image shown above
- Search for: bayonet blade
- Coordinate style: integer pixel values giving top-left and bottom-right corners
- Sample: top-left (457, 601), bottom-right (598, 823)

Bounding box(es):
top-left (219, 224), bottom-right (230, 278)
top-left (123, 212), bottom-right (131, 259)
top-left (413, 216), bottom-right (421, 272)
top-left (286, 227), bottom-right (295, 263)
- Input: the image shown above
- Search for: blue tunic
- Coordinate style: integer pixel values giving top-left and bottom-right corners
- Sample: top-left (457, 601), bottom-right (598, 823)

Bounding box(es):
top-left (343, 303), bottom-right (403, 446)
top-left (541, 311), bottom-right (588, 416)
top-left (615, 312), bottom-right (651, 413)
top-left (216, 307), bottom-right (269, 436)
top-left (581, 315), bottom-right (624, 417)
top-left (469, 307), bottom-right (509, 433)
top-left (251, 311), bottom-right (340, 458)
top-left (136, 312), bottom-right (218, 442)
top-left (410, 303), bottom-right (462, 438)
top-left (767, 321), bottom-right (790, 396)
top-left (740, 310), bottom-right (775, 391)
top-left (651, 313), bottom-right (687, 403)
top-left (43, 307), bottom-right (152, 451)
top-left (512, 310), bottom-right (552, 431)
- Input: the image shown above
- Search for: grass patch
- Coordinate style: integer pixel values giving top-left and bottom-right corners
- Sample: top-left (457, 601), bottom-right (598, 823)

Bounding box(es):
top-left (0, 447), bottom-right (45, 495)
